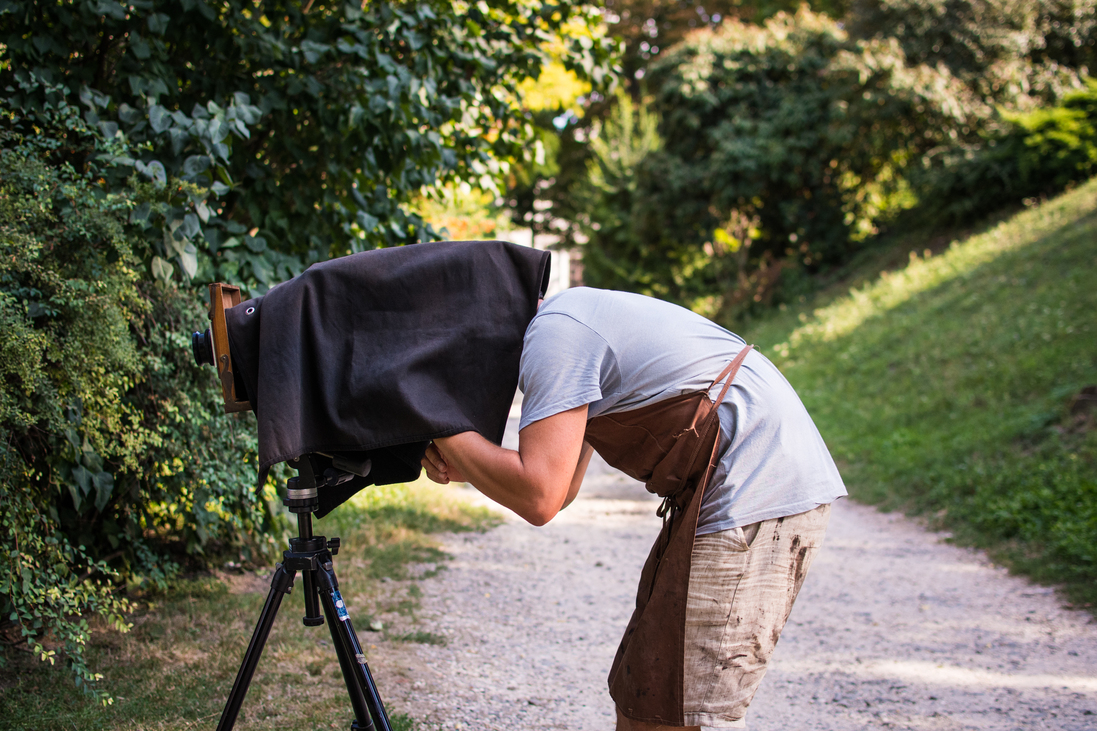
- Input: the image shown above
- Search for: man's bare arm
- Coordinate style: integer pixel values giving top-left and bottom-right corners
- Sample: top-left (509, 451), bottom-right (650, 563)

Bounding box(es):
top-left (563, 441), bottom-right (594, 511)
top-left (420, 405), bottom-right (589, 525)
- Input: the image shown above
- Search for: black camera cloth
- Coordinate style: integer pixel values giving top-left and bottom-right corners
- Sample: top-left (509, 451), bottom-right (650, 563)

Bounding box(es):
top-left (225, 240), bottom-right (551, 517)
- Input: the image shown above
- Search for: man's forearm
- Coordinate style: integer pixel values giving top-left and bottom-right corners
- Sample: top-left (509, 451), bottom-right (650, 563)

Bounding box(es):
top-left (562, 442), bottom-right (594, 511)
top-left (430, 405), bottom-right (589, 526)
top-left (434, 432), bottom-right (565, 525)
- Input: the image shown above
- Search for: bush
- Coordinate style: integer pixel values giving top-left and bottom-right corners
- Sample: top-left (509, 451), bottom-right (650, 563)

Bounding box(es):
top-left (579, 2), bottom-right (1097, 316)
top-left (0, 82), bottom-right (274, 699)
top-left (915, 80), bottom-right (1097, 224)
top-left (0, 0), bottom-right (617, 700)
top-left (848, 0), bottom-right (1097, 107)
top-left (581, 8), bottom-right (982, 315)
top-left (1, 0), bottom-right (615, 289)
top-left (574, 90), bottom-right (669, 297)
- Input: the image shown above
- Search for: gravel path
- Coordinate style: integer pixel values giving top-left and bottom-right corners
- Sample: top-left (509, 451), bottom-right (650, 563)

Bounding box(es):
top-left (372, 416), bottom-right (1097, 730)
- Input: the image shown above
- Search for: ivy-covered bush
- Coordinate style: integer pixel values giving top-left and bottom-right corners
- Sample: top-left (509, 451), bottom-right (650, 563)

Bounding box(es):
top-left (0, 81), bottom-right (274, 700)
top-left (1, 0), bottom-right (615, 290)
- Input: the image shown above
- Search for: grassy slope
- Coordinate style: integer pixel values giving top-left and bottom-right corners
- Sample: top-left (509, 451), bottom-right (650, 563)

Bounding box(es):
top-left (0, 481), bottom-right (499, 730)
top-left (738, 179), bottom-right (1097, 606)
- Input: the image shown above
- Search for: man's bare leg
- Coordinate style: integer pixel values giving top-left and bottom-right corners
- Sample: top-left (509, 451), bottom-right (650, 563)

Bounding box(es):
top-left (615, 707), bottom-right (701, 731)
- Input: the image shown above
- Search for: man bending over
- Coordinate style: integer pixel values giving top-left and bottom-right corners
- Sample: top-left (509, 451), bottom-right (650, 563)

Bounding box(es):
top-left (421, 287), bottom-right (846, 730)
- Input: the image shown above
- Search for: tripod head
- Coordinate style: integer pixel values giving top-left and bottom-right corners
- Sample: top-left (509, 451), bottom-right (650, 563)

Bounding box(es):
top-left (283, 453), bottom-right (374, 513)
top-left (279, 453), bottom-right (372, 627)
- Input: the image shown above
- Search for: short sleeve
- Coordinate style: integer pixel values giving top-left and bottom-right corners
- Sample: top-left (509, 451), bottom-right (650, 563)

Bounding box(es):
top-left (518, 313), bottom-right (615, 430)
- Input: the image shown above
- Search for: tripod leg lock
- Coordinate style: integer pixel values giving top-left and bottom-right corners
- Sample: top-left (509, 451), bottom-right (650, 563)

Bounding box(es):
top-left (271, 564), bottom-right (295, 595)
top-left (316, 561), bottom-right (339, 592)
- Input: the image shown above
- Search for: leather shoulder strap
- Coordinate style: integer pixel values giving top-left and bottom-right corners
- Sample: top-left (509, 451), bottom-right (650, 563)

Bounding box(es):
top-left (709, 344), bottom-right (753, 409)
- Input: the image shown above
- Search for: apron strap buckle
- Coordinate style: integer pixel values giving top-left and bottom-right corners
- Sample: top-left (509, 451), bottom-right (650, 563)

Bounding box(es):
top-left (656, 494), bottom-right (674, 519)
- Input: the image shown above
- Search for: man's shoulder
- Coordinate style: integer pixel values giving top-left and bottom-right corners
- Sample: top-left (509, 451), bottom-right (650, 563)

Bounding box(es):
top-left (540, 285), bottom-right (607, 310)
top-left (539, 286), bottom-right (667, 317)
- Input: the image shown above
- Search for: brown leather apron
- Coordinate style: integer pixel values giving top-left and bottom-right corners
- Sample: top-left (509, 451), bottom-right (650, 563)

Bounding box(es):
top-left (585, 345), bottom-right (753, 726)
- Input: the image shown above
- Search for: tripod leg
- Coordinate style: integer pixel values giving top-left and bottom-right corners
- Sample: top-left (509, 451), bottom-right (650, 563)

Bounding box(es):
top-left (316, 561), bottom-right (394, 731)
top-left (216, 563), bottom-right (295, 731)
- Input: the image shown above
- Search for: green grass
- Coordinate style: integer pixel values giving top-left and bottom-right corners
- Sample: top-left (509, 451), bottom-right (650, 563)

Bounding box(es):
top-left (0, 480), bottom-right (500, 730)
top-left (737, 179), bottom-right (1097, 608)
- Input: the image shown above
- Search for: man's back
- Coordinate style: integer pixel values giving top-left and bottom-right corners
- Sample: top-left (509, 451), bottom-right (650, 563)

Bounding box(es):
top-left (518, 287), bottom-right (846, 533)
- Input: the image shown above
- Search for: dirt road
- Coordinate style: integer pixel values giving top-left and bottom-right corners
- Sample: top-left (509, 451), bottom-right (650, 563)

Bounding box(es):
top-left (374, 417), bottom-right (1097, 730)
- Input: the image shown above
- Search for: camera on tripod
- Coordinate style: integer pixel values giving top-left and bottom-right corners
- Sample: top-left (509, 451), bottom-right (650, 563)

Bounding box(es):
top-left (185, 241), bottom-right (550, 731)
top-left (190, 282), bottom-right (392, 731)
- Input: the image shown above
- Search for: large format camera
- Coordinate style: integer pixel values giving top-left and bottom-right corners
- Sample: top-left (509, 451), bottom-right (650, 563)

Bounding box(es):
top-left (190, 282), bottom-right (390, 731)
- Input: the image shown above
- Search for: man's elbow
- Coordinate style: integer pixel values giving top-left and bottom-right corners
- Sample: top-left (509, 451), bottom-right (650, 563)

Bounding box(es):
top-left (521, 503), bottom-right (558, 527)
top-left (520, 488), bottom-right (565, 526)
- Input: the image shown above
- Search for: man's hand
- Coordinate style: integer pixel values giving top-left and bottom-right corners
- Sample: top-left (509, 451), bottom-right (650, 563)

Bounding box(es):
top-left (418, 405), bottom-right (591, 526)
top-left (421, 442), bottom-right (468, 484)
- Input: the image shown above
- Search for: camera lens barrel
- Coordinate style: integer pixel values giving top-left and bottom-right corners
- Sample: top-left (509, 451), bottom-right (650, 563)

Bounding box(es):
top-left (192, 328), bottom-right (215, 367)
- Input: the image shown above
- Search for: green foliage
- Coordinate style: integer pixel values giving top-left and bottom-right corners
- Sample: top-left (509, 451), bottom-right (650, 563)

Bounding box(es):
top-left (915, 80), bottom-right (1097, 224)
top-left (848, 0), bottom-right (1097, 106)
top-left (577, 1), bottom-right (1097, 317)
top-left (746, 178), bottom-right (1097, 605)
top-left (0, 81), bottom-right (276, 698)
top-left (1, 0), bottom-right (616, 290)
top-left (600, 0), bottom-right (852, 84)
top-left (0, 0), bottom-right (614, 700)
top-left (581, 8), bottom-right (980, 314)
top-left (0, 103), bottom-right (145, 699)
top-left (511, 1), bottom-right (855, 252)
top-left (573, 89), bottom-right (667, 294)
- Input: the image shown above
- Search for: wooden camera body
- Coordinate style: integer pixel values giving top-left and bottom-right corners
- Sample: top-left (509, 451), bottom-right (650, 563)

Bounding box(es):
top-left (206, 283), bottom-right (252, 413)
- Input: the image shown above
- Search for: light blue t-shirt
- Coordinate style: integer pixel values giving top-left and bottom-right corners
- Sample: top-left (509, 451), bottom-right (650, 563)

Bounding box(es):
top-left (518, 287), bottom-right (846, 535)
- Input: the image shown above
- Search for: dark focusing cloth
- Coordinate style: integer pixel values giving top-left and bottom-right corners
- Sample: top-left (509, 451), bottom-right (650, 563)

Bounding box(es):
top-left (224, 240), bottom-right (550, 517)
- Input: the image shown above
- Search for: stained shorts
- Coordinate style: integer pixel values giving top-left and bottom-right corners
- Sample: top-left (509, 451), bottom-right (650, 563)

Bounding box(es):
top-left (683, 503), bottom-right (831, 728)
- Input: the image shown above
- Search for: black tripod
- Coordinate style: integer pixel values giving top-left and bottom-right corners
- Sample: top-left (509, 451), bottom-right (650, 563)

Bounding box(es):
top-left (216, 454), bottom-right (393, 731)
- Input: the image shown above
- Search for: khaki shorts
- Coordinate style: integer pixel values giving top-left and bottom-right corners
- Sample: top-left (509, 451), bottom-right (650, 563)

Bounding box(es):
top-left (683, 504), bottom-right (831, 728)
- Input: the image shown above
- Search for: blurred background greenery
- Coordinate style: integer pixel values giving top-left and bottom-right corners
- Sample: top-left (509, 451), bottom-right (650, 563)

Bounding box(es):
top-left (2, 0), bottom-right (1095, 707)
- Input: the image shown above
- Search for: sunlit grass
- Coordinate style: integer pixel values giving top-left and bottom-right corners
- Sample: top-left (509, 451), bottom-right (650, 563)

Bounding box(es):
top-left (740, 179), bottom-right (1097, 607)
top-left (0, 479), bottom-right (500, 729)
top-left (773, 192), bottom-right (1086, 355)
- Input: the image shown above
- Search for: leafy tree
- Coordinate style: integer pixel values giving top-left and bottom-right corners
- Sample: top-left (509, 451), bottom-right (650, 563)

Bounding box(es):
top-left (848, 0), bottom-right (1097, 107)
top-left (572, 89), bottom-right (666, 293)
top-left (600, 0), bottom-right (851, 84)
top-left (501, 1), bottom-right (863, 256)
top-left (580, 8), bottom-right (984, 314)
top-left (500, 49), bottom-right (599, 247)
top-left (846, 0), bottom-right (1097, 225)
top-left (572, 0), bottom-right (1097, 316)
top-left (1, 0), bottom-right (615, 290)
